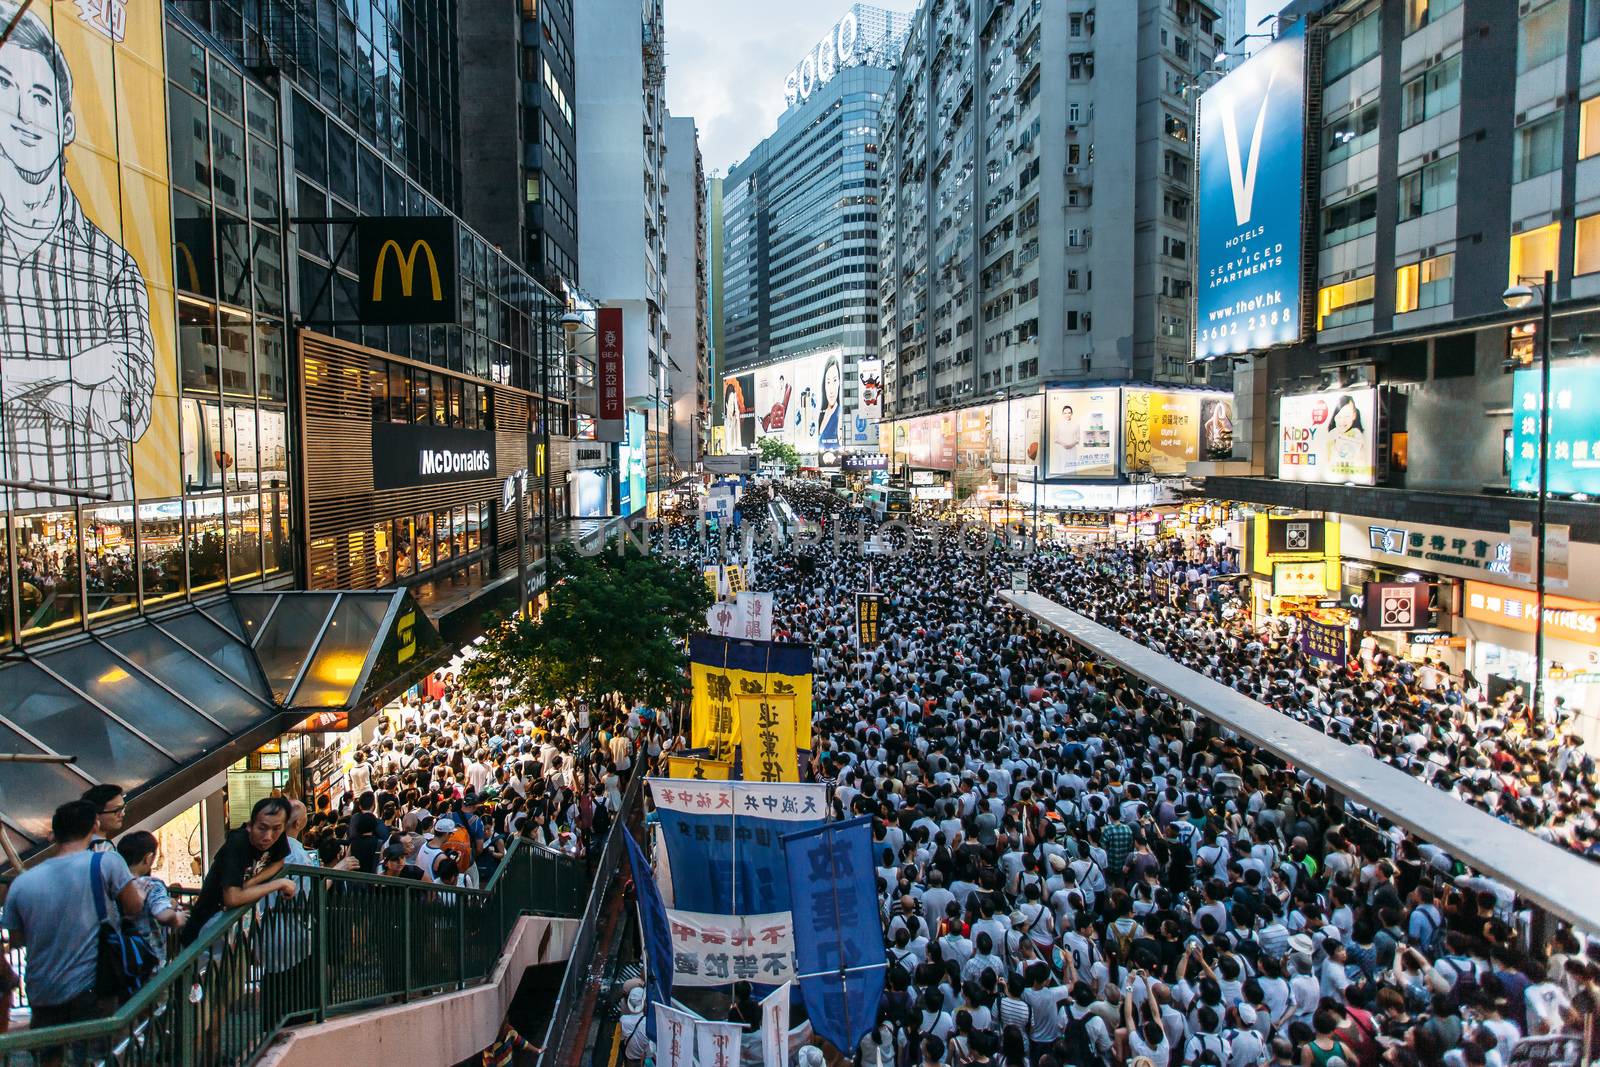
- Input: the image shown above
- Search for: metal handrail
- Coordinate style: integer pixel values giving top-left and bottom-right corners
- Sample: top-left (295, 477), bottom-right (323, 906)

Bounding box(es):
top-left (0, 837), bottom-right (587, 1065)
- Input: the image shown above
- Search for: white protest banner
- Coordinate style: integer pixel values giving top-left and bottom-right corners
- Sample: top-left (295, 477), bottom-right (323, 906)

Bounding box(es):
top-left (695, 1019), bottom-right (745, 1067)
top-left (706, 601), bottom-right (738, 636)
top-left (735, 591), bottom-right (774, 641)
top-left (760, 981), bottom-right (793, 1067)
top-left (654, 1003), bottom-right (697, 1067)
top-left (666, 908), bottom-right (797, 986)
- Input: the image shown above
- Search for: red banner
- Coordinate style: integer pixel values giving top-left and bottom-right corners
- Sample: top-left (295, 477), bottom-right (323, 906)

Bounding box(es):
top-left (597, 307), bottom-right (624, 440)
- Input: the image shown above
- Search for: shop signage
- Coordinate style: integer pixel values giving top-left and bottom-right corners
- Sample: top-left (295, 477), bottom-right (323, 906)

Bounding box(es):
top-left (1273, 561), bottom-right (1327, 597)
top-left (571, 440), bottom-right (609, 469)
top-left (1463, 581), bottom-right (1600, 646)
top-left (1408, 630), bottom-right (1455, 646)
top-left (372, 423), bottom-right (496, 489)
top-left (357, 217), bottom-right (459, 325)
top-left (1510, 364), bottom-right (1600, 496)
top-left (784, 10), bottom-right (859, 107)
top-left (597, 307), bottom-right (624, 443)
top-left (841, 452), bottom-right (889, 472)
top-left (1353, 520), bottom-right (1513, 578)
top-left (1363, 581), bottom-right (1430, 631)
top-left (1268, 517), bottom-right (1324, 555)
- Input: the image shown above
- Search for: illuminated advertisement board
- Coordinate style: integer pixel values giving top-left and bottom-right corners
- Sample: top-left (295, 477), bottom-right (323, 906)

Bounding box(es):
top-left (1278, 388), bottom-right (1379, 485)
top-left (1194, 21), bottom-right (1307, 360)
top-left (752, 350), bottom-right (845, 453)
top-left (1510, 365), bottom-right (1600, 495)
top-left (721, 371), bottom-right (757, 450)
top-left (990, 394), bottom-right (1045, 475)
top-left (0, 0), bottom-right (183, 509)
top-left (1041, 390), bottom-right (1117, 478)
top-left (1121, 390), bottom-right (1230, 476)
top-left (618, 411), bottom-right (647, 516)
top-left (890, 411), bottom-right (956, 471)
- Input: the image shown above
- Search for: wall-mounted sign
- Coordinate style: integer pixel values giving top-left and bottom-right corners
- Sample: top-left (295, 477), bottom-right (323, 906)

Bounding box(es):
top-left (1348, 519), bottom-right (1513, 579)
top-left (570, 440), bottom-right (609, 469)
top-left (597, 307), bottom-right (624, 443)
top-left (1278, 388), bottom-right (1380, 485)
top-left (372, 424), bottom-right (496, 489)
top-left (357, 217), bottom-right (459, 325)
top-left (1362, 581), bottom-right (1430, 631)
top-left (1194, 21), bottom-right (1307, 360)
top-left (1510, 364), bottom-right (1600, 496)
top-left (1273, 561), bottom-right (1327, 597)
top-left (1464, 581), bottom-right (1600, 646)
top-left (1267, 517), bottom-right (1324, 555)
top-left (1408, 630), bottom-right (1458, 646)
top-left (785, 11), bottom-right (859, 107)
top-left (841, 452), bottom-right (889, 472)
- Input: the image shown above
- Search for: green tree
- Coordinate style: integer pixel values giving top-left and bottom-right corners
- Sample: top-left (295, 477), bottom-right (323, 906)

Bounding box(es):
top-left (460, 540), bottom-right (713, 710)
top-left (756, 436), bottom-right (801, 471)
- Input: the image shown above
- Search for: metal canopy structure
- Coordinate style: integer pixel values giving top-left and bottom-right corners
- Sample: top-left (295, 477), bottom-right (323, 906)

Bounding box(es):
top-left (0, 590), bottom-right (445, 862)
top-left (1001, 591), bottom-right (1600, 932)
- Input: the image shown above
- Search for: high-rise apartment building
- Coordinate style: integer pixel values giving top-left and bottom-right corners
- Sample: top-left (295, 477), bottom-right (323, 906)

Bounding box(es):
top-left (878, 0), bottom-right (1225, 423)
top-left (666, 116), bottom-right (710, 469)
top-left (459, 0), bottom-right (580, 295)
top-left (707, 175), bottom-right (726, 427)
top-left (577, 0), bottom-right (671, 425)
top-left (719, 6), bottom-right (913, 454)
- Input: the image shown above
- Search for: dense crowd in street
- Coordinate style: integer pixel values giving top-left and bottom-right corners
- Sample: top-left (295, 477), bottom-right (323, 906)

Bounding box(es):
top-left (668, 479), bottom-right (1599, 1067)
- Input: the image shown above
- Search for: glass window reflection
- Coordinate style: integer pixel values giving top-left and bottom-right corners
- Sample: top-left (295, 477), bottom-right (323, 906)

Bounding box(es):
top-left (15, 511), bottom-right (81, 636)
top-left (138, 501), bottom-right (185, 603)
top-left (187, 496), bottom-right (226, 590)
top-left (83, 506), bottom-right (138, 620)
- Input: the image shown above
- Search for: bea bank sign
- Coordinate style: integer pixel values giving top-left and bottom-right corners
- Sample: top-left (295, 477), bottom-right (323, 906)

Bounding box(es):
top-left (785, 11), bottom-right (859, 108)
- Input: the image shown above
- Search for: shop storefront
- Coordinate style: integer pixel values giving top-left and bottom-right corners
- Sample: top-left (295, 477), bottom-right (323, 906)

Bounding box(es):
top-left (1246, 514), bottom-right (1342, 622)
top-left (1462, 580), bottom-right (1600, 743)
top-left (298, 330), bottom-right (570, 620)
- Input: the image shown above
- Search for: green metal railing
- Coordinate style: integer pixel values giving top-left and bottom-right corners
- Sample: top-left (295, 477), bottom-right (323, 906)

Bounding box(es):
top-left (0, 839), bottom-right (586, 1066)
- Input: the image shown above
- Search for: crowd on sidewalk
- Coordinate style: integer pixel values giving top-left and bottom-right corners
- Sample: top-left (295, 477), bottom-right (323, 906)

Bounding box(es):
top-left (626, 480), bottom-right (1598, 1067)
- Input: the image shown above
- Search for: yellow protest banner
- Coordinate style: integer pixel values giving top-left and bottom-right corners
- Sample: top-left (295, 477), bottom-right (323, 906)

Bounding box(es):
top-left (738, 694), bottom-right (798, 782)
top-left (665, 755), bottom-right (734, 781)
top-left (689, 636), bottom-right (813, 760)
top-left (725, 564), bottom-right (747, 594)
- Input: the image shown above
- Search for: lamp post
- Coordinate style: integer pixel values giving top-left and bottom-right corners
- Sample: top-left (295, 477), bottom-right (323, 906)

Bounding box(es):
top-left (1502, 269), bottom-right (1554, 720)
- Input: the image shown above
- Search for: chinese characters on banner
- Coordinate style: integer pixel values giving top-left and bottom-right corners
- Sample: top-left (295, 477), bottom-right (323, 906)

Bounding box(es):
top-left (703, 566), bottom-right (726, 599)
top-left (738, 694), bottom-right (799, 782)
top-left (706, 600), bottom-right (738, 637)
top-left (1300, 618), bottom-right (1347, 668)
top-left (725, 564), bottom-right (748, 595)
top-left (654, 1004), bottom-right (696, 1067)
top-left (664, 909), bottom-right (797, 986)
top-left (762, 983), bottom-right (794, 1067)
top-left (597, 307), bottom-right (624, 442)
top-left (1273, 561), bottom-right (1328, 597)
top-left (664, 755), bottom-right (734, 781)
top-left (689, 635), bottom-right (814, 762)
top-left (735, 591), bottom-right (774, 641)
top-left (695, 1020), bottom-right (745, 1067)
top-left (855, 592), bottom-right (884, 646)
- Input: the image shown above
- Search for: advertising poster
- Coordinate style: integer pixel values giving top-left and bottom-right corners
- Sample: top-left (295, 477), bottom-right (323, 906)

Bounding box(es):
top-left (1042, 389), bottom-right (1117, 477)
top-left (1194, 22), bottom-right (1307, 360)
top-left (1278, 388), bottom-right (1379, 485)
top-left (1201, 397), bottom-right (1236, 460)
top-left (573, 469), bottom-right (610, 517)
top-left (990, 394), bottom-right (1046, 474)
top-left (1511, 365), bottom-right (1600, 495)
top-left (855, 357), bottom-right (883, 444)
top-left (721, 372), bottom-right (758, 450)
top-left (752, 350), bottom-right (845, 453)
top-left (1123, 390), bottom-right (1215, 475)
top-left (891, 412), bottom-right (956, 470)
top-left (955, 406), bottom-right (991, 472)
top-left (0, 0), bottom-right (181, 510)
top-left (618, 411), bottom-right (647, 516)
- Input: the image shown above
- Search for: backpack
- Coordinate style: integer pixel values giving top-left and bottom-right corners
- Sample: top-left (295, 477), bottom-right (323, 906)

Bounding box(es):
top-left (91, 855), bottom-right (159, 1002)
top-left (1411, 904), bottom-right (1445, 955)
top-left (1061, 1006), bottom-right (1104, 1067)
top-left (1443, 956), bottom-right (1483, 1010)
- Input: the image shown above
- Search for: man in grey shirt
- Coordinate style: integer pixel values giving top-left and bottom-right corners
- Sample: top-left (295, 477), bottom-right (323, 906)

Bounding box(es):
top-left (3, 799), bottom-right (144, 1055)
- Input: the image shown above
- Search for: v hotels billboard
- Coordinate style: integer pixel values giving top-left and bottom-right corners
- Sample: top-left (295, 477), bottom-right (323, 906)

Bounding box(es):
top-left (0, 0), bottom-right (183, 507)
top-left (1194, 21), bottom-right (1306, 361)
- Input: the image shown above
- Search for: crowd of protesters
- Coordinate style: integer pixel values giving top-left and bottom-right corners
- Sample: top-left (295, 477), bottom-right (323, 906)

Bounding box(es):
top-left (632, 479), bottom-right (1600, 1067)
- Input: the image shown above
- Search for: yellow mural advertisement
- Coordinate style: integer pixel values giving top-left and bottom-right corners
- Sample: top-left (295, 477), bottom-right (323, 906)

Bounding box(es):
top-left (1, 0), bottom-right (179, 506)
top-left (1123, 390), bottom-right (1204, 476)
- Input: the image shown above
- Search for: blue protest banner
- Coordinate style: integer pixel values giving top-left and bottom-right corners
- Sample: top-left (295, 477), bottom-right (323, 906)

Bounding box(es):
top-left (649, 780), bottom-right (827, 914)
top-left (623, 829), bottom-right (673, 1036)
top-left (781, 815), bottom-right (886, 1054)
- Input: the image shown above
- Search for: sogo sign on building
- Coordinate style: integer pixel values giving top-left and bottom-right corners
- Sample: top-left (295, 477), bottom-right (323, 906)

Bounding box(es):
top-left (784, 12), bottom-right (859, 107)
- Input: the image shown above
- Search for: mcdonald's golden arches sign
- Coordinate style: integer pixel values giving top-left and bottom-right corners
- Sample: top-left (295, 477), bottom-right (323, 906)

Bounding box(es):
top-left (358, 217), bottom-right (459, 324)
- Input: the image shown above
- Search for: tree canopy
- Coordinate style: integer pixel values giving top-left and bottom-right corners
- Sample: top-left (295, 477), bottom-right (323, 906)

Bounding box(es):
top-left (460, 540), bottom-right (713, 710)
top-left (756, 436), bottom-right (801, 470)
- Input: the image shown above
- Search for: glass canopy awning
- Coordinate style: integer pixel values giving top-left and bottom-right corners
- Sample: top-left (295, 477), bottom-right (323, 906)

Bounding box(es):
top-left (0, 590), bottom-right (445, 860)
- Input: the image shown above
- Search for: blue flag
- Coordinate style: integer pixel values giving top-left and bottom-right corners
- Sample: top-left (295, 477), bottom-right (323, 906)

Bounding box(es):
top-left (623, 829), bottom-right (672, 1036)
top-left (781, 815), bottom-right (886, 1054)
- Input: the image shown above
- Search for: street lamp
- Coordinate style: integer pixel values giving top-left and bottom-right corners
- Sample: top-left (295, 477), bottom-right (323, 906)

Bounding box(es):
top-left (1502, 269), bottom-right (1553, 720)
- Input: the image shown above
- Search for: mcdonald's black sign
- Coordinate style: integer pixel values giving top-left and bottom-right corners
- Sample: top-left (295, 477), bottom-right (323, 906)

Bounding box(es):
top-left (357, 217), bottom-right (459, 325)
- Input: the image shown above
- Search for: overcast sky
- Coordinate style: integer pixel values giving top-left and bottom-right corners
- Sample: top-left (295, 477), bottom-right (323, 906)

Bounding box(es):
top-left (664, 0), bottom-right (921, 177)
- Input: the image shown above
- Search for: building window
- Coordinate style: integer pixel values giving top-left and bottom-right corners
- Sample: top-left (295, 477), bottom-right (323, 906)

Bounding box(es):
top-left (15, 511), bottom-right (81, 636)
top-left (1401, 55), bottom-right (1460, 129)
top-left (1575, 213), bottom-right (1600, 274)
top-left (1325, 102), bottom-right (1378, 165)
top-left (1322, 192), bottom-right (1377, 247)
top-left (1508, 222), bottom-right (1561, 287)
top-left (1325, 11), bottom-right (1379, 83)
top-left (1518, 0), bottom-right (1570, 72)
top-left (1515, 113), bottom-right (1564, 181)
top-left (1397, 154), bottom-right (1458, 220)
top-left (1580, 96), bottom-right (1600, 159)
top-left (1316, 275), bottom-right (1375, 329)
top-left (1406, 0), bottom-right (1463, 32)
top-left (1395, 253), bottom-right (1454, 313)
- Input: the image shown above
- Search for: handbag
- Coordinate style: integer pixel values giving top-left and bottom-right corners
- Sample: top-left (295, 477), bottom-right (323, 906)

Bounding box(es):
top-left (91, 852), bottom-right (160, 1001)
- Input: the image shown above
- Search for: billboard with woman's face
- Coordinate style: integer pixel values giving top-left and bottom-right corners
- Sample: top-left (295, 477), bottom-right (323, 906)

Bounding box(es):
top-left (721, 372), bottom-right (757, 449)
top-left (1278, 388), bottom-right (1378, 485)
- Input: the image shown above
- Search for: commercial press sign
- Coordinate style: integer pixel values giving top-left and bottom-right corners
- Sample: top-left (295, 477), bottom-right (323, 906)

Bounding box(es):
top-left (1194, 21), bottom-right (1306, 360)
top-left (358, 217), bottom-right (459, 324)
top-left (1278, 388), bottom-right (1379, 485)
top-left (372, 424), bottom-right (496, 489)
